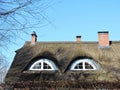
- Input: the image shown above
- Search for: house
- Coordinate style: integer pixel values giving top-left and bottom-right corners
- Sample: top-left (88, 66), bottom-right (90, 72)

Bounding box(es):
top-left (5, 31), bottom-right (120, 90)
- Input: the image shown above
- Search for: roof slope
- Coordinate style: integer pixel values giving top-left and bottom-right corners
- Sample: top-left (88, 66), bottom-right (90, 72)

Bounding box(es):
top-left (5, 41), bottom-right (120, 83)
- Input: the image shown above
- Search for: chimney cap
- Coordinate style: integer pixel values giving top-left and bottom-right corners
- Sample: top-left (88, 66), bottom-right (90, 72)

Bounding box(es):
top-left (98, 31), bottom-right (109, 33)
top-left (76, 36), bottom-right (81, 38)
top-left (31, 31), bottom-right (37, 37)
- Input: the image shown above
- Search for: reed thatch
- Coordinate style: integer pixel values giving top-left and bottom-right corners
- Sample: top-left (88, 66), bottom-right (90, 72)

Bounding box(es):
top-left (5, 41), bottom-right (120, 88)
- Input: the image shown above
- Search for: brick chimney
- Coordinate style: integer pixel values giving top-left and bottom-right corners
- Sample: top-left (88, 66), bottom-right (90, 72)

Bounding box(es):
top-left (31, 31), bottom-right (37, 44)
top-left (76, 36), bottom-right (81, 42)
top-left (98, 31), bottom-right (110, 47)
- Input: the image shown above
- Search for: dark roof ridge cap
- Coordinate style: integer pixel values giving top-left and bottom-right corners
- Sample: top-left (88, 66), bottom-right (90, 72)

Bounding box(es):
top-left (25, 41), bottom-right (120, 43)
top-left (22, 41), bottom-right (120, 48)
top-left (38, 41), bottom-right (120, 43)
top-left (110, 41), bottom-right (120, 43)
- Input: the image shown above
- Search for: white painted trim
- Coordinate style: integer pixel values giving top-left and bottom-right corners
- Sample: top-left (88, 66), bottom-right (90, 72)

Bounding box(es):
top-left (70, 59), bottom-right (99, 70)
top-left (29, 59), bottom-right (58, 71)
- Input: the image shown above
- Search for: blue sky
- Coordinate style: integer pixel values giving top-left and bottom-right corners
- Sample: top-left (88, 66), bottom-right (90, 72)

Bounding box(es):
top-left (37, 0), bottom-right (120, 41)
top-left (6, 0), bottom-right (120, 63)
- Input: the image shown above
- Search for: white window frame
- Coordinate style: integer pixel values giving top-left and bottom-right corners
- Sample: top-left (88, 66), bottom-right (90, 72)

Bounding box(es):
top-left (29, 59), bottom-right (58, 71)
top-left (70, 59), bottom-right (99, 70)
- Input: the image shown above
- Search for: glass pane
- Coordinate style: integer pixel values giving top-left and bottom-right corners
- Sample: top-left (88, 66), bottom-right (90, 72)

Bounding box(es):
top-left (74, 63), bottom-right (83, 69)
top-left (43, 62), bottom-right (51, 69)
top-left (33, 63), bottom-right (41, 69)
top-left (74, 65), bottom-right (78, 69)
top-left (85, 62), bottom-right (93, 69)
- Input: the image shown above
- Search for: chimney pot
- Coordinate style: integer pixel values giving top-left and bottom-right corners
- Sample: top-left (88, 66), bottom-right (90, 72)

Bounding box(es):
top-left (31, 31), bottom-right (37, 44)
top-left (98, 31), bottom-right (110, 47)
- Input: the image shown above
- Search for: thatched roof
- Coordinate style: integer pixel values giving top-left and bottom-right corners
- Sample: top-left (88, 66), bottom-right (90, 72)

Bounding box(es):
top-left (5, 41), bottom-right (120, 84)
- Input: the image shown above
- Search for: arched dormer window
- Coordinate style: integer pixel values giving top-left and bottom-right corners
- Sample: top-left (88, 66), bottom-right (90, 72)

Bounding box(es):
top-left (70, 59), bottom-right (100, 70)
top-left (29, 59), bottom-right (58, 71)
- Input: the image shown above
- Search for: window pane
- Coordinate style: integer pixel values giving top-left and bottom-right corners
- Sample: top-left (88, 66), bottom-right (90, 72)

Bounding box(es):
top-left (85, 62), bottom-right (93, 69)
top-left (33, 63), bottom-right (41, 69)
top-left (74, 63), bottom-right (83, 69)
top-left (43, 62), bottom-right (51, 69)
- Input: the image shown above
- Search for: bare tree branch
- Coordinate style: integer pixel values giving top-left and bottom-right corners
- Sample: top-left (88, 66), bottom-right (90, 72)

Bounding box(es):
top-left (0, 0), bottom-right (58, 83)
top-left (0, 0), bottom-right (32, 16)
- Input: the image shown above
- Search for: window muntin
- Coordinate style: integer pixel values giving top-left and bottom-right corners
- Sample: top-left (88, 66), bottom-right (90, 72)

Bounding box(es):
top-left (74, 63), bottom-right (83, 69)
top-left (70, 59), bottom-right (98, 70)
top-left (85, 62), bottom-right (93, 69)
top-left (29, 59), bottom-right (58, 71)
top-left (43, 62), bottom-right (51, 69)
top-left (33, 63), bottom-right (41, 69)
